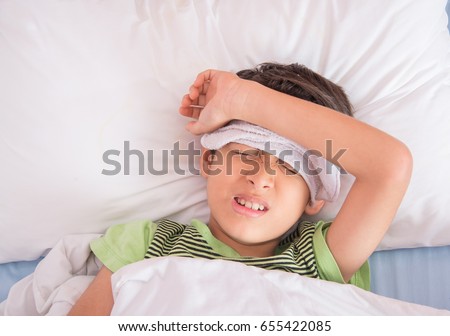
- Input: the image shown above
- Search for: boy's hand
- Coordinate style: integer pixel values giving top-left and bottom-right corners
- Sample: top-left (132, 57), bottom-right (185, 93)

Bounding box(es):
top-left (179, 69), bottom-right (247, 135)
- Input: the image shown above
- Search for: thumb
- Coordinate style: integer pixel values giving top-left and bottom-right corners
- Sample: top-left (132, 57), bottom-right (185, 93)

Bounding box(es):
top-left (185, 120), bottom-right (206, 136)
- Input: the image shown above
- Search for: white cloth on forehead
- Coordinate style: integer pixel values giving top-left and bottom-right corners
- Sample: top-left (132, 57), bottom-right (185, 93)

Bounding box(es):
top-left (200, 120), bottom-right (341, 204)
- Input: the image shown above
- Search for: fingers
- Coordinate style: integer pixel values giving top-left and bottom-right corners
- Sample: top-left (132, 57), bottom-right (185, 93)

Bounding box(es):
top-left (190, 69), bottom-right (215, 99)
top-left (179, 94), bottom-right (204, 118)
top-left (193, 69), bottom-right (215, 88)
top-left (179, 94), bottom-right (194, 117)
top-left (189, 81), bottom-right (210, 102)
top-left (180, 69), bottom-right (215, 118)
top-left (188, 85), bottom-right (200, 101)
top-left (179, 69), bottom-right (219, 131)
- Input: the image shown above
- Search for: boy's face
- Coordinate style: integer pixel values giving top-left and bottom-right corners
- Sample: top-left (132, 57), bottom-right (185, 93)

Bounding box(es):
top-left (202, 142), bottom-right (311, 257)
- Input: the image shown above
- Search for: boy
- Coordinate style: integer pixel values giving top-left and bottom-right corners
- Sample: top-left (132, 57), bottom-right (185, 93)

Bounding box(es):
top-left (68, 63), bottom-right (412, 315)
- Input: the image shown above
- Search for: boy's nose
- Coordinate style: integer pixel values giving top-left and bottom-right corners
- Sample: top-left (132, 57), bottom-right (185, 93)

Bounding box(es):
top-left (245, 163), bottom-right (275, 190)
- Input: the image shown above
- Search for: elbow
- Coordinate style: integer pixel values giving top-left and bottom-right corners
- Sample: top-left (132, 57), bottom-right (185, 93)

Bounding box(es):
top-left (382, 141), bottom-right (413, 188)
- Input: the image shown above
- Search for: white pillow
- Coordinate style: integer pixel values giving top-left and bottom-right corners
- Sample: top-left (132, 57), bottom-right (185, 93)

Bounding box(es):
top-left (0, 0), bottom-right (449, 262)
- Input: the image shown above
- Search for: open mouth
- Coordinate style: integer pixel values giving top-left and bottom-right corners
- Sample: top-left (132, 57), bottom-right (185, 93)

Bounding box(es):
top-left (233, 197), bottom-right (268, 212)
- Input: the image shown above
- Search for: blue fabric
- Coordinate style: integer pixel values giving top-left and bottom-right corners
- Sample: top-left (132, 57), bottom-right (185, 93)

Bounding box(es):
top-left (447, 0), bottom-right (450, 31)
top-left (369, 245), bottom-right (450, 311)
top-left (0, 258), bottom-right (42, 302)
top-left (445, 0), bottom-right (450, 32)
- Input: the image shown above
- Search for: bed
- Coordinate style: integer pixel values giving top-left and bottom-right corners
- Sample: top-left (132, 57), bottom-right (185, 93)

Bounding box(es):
top-left (1, 0), bottom-right (449, 315)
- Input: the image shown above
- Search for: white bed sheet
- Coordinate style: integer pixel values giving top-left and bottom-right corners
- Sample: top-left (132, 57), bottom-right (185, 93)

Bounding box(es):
top-left (2, 245), bottom-right (450, 313)
top-left (1, 233), bottom-right (449, 316)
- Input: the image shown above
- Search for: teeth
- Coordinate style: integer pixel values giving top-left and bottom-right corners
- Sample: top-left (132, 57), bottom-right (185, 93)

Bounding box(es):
top-left (236, 198), bottom-right (265, 211)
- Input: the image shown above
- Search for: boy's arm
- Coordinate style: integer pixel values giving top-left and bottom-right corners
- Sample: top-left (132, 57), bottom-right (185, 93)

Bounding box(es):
top-left (67, 266), bottom-right (114, 315)
top-left (240, 79), bottom-right (413, 282)
top-left (180, 69), bottom-right (413, 282)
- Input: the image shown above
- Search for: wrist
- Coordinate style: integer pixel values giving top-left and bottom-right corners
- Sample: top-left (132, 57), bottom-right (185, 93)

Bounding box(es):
top-left (226, 79), bottom-right (261, 122)
top-left (232, 80), bottom-right (278, 126)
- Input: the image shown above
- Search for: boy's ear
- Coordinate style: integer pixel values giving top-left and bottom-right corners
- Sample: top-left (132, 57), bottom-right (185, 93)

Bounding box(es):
top-left (304, 200), bottom-right (325, 216)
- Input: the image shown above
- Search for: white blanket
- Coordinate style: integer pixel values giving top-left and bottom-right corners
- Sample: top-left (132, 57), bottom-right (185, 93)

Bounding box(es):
top-left (1, 234), bottom-right (449, 316)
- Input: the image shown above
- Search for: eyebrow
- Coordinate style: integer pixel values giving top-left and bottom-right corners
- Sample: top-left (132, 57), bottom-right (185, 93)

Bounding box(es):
top-left (231, 148), bottom-right (261, 156)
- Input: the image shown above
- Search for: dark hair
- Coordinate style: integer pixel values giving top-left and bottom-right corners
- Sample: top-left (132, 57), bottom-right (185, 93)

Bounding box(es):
top-left (236, 62), bottom-right (353, 117)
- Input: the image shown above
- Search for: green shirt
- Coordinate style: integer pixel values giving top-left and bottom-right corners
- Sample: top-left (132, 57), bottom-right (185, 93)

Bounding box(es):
top-left (91, 218), bottom-right (370, 290)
